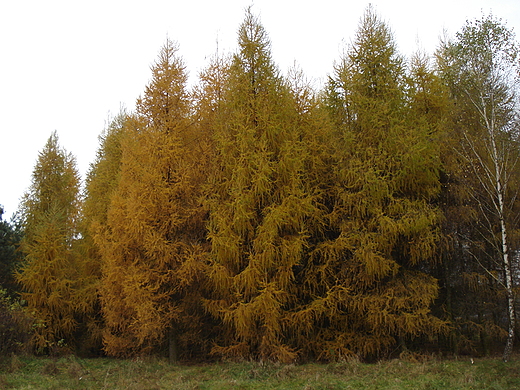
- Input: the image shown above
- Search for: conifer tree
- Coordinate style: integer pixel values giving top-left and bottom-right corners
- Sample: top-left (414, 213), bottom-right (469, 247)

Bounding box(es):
top-left (83, 111), bottom-right (128, 238)
top-left (311, 7), bottom-right (446, 359)
top-left (193, 51), bottom-right (230, 150)
top-left (79, 111), bottom-right (130, 353)
top-left (99, 40), bottom-right (208, 360)
top-left (17, 132), bottom-right (82, 353)
top-left (204, 9), bottom-right (322, 362)
top-left (406, 53), bottom-right (472, 354)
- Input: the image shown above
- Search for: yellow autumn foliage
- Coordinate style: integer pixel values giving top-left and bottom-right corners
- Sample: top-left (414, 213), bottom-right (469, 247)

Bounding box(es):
top-left (97, 40), bottom-right (209, 360)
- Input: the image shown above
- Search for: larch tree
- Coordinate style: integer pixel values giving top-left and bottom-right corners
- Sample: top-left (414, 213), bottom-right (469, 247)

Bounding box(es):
top-left (312, 7), bottom-right (446, 359)
top-left (17, 132), bottom-right (82, 353)
top-left (405, 53), bottom-right (474, 355)
top-left (79, 110), bottom-right (130, 354)
top-left (83, 111), bottom-right (129, 240)
top-left (98, 39), bottom-right (208, 361)
top-left (437, 15), bottom-right (520, 361)
top-left (192, 51), bottom-right (231, 195)
top-left (204, 9), bottom-right (321, 362)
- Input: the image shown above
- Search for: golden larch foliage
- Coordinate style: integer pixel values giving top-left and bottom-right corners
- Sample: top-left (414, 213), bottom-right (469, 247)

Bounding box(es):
top-left (204, 9), bottom-right (325, 362)
top-left (17, 132), bottom-right (83, 353)
top-left (98, 40), bottom-right (209, 360)
top-left (299, 6), bottom-right (448, 360)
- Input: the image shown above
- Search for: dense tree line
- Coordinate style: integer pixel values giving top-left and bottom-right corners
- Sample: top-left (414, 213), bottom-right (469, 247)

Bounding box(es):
top-left (3, 7), bottom-right (520, 362)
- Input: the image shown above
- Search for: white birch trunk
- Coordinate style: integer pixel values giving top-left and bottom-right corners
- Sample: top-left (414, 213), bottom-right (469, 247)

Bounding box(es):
top-left (485, 97), bottom-right (515, 362)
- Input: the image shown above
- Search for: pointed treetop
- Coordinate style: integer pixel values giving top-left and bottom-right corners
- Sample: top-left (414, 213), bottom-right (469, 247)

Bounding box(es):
top-left (234, 7), bottom-right (278, 83)
top-left (238, 7), bottom-right (271, 58)
top-left (137, 38), bottom-right (189, 131)
top-left (348, 5), bottom-right (403, 93)
top-left (352, 6), bottom-right (399, 61)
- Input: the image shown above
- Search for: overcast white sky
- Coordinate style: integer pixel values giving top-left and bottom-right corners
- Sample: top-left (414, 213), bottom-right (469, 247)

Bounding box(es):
top-left (1, 0), bottom-right (519, 220)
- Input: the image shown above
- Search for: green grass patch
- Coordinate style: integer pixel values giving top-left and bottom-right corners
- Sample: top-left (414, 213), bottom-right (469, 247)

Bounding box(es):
top-left (1, 355), bottom-right (519, 389)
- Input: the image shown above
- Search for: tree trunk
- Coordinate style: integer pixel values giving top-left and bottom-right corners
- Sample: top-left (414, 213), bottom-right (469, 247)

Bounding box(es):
top-left (169, 327), bottom-right (178, 364)
top-left (491, 130), bottom-right (516, 362)
top-left (488, 112), bottom-right (516, 362)
top-left (503, 285), bottom-right (515, 362)
top-left (502, 233), bottom-right (515, 362)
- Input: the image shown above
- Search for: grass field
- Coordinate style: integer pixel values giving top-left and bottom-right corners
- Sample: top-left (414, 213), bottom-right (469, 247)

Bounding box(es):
top-left (1, 354), bottom-right (519, 389)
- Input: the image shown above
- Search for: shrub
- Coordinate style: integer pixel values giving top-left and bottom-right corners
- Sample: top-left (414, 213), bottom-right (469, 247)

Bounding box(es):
top-left (0, 288), bottom-right (32, 356)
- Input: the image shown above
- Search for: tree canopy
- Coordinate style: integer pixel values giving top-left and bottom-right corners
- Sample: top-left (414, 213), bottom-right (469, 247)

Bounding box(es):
top-left (10, 7), bottom-right (520, 362)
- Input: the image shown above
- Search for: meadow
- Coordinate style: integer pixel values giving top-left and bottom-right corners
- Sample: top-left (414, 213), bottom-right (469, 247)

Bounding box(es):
top-left (1, 354), bottom-right (520, 389)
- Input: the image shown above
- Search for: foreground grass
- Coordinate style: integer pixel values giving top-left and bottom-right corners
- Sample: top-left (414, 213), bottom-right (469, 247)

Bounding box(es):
top-left (1, 354), bottom-right (520, 389)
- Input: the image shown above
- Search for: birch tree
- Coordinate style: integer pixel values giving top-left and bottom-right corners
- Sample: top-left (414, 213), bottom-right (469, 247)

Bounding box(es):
top-left (438, 15), bottom-right (520, 361)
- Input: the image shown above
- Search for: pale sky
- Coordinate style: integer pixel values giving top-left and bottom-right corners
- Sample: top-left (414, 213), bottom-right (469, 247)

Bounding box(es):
top-left (1, 0), bottom-right (519, 220)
